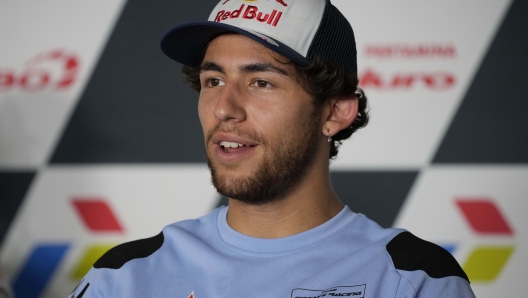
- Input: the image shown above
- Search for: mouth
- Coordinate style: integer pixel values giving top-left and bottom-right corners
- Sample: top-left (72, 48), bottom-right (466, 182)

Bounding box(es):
top-left (210, 133), bottom-right (260, 163)
top-left (219, 141), bottom-right (255, 153)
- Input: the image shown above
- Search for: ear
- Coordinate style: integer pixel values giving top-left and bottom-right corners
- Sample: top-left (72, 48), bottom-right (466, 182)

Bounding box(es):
top-left (322, 94), bottom-right (358, 137)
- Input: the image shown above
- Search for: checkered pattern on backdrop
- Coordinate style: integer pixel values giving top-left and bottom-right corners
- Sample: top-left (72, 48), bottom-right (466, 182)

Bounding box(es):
top-left (1, 0), bottom-right (527, 297)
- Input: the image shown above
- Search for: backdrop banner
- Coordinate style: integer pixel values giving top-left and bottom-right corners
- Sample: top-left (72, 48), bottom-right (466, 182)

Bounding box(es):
top-left (1, 0), bottom-right (527, 297)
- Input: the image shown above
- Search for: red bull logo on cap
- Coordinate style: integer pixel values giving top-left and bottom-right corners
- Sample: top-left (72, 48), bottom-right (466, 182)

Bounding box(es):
top-left (230, 0), bottom-right (286, 5)
top-left (214, 4), bottom-right (284, 26)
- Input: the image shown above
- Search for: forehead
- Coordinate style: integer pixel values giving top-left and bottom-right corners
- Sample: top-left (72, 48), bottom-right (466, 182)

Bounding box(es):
top-left (203, 33), bottom-right (292, 67)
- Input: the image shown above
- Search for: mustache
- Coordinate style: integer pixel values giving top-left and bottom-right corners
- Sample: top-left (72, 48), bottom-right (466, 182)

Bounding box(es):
top-left (206, 122), bottom-right (267, 146)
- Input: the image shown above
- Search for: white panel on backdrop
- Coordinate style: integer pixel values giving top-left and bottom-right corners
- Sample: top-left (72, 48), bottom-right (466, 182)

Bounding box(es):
top-left (1, 1), bottom-right (524, 298)
top-left (0, 0), bottom-right (127, 169)
top-left (330, 0), bottom-right (512, 169)
top-left (394, 166), bottom-right (528, 297)
top-left (0, 165), bottom-right (218, 298)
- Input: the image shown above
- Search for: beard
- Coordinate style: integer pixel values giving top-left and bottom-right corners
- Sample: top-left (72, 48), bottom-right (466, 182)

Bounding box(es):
top-left (206, 110), bottom-right (321, 205)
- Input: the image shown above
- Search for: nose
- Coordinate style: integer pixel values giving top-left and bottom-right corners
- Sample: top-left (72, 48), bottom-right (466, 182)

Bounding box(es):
top-left (213, 82), bottom-right (246, 122)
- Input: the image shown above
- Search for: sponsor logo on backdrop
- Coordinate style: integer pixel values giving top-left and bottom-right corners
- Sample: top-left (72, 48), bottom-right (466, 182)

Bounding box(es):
top-left (364, 43), bottom-right (456, 59)
top-left (443, 198), bottom-right (515, 283)
top-left (359, 43), bottom-right (456, 91)
top-left (359, 69), bottom-right (455, 90)
top-left (0, 49), bottom-right (79, 91)
top-left (12, 198), bottom-right (122, 298)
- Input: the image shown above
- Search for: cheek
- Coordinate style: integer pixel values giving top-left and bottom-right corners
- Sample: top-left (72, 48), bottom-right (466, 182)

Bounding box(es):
top-left (198, 95), bottom-right (213, 133)
top-left (261, 94), bottom-right (313, 128)
top-left (250, 100), bottom-right (311, 145)
top-left (247, 101), bottom-right (287, 131)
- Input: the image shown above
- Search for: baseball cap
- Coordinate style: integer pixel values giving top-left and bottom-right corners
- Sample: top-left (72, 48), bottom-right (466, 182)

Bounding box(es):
top-left (159, 0), bottom-right (357, 73)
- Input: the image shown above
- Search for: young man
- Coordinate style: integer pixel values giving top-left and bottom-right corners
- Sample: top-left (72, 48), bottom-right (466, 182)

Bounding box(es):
top-left (70, 0), bottom-right (475, 297)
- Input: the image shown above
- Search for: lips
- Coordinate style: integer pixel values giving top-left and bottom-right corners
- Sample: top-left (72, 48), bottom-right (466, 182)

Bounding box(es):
top-left (220, 141), bottom-right (246, 149)
top-left (211, 132), bottom-right (259, 161)
top-left (212, 132), bottom-right (258, 147)
top-left (220, 140), bottom-right (257, 155)
top-left (218, 139), bottom-right (256, 154)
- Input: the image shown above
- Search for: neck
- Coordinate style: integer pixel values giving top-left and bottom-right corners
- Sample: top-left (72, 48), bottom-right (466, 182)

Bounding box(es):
top-left (226, 156), bottom-right (343, 238)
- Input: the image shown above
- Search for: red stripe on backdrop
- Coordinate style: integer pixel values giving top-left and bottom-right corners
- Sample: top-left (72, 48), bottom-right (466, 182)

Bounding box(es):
top-left (456, 199), bottom-right (513, 235)
top-left (72, 198), bottom-right (124, 232)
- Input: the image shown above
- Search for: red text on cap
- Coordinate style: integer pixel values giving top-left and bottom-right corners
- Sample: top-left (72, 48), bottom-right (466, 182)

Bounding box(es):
top-left (214, 5), bottom-right (283, 26)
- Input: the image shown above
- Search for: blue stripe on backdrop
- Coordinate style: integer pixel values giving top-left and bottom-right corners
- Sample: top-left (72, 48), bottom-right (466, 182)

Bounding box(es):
top-left (13, 244), bottom-right (69, 298)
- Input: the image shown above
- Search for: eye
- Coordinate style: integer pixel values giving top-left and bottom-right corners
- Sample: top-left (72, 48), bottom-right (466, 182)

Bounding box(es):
top-left (252, 80), bottom-right (273, 88)
top-left (204, 77), bottom-right (225, 87)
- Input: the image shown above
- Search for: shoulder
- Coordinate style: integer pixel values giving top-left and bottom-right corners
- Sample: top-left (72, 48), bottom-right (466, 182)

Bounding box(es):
top-left (93, 207), bottom-right (222, 270)
top-left (94, 232), bottom-right (165, 269)
top-left (386, 231), bottom-right (469, 282)
top-left (67, 233), bottom-right (166, 297)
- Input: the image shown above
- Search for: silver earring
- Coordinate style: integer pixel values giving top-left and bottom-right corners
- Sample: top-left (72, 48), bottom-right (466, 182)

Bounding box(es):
top-left (327, 130), bottom-right (332, 143)
top-left (355, 90), bottom-right (363, 99)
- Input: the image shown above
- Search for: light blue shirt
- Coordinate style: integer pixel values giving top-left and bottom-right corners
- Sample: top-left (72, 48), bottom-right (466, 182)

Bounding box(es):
top-left (69, 206), bottom-right (475, 297)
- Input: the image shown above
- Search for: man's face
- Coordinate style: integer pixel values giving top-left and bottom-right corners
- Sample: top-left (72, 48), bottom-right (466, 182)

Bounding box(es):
top-left (198, 34), bottom-right (323, 205)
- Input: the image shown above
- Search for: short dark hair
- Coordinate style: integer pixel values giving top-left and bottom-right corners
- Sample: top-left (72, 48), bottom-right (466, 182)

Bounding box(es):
top-left (181, 53), bottom-right (369, 159)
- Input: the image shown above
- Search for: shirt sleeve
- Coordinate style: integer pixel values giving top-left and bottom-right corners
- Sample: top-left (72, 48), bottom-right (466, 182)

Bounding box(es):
top-left (67, 267), bottom-right (116, 298)
top-left (66, 231), bottom-right (164, 298)
top-left (395, 270), bottom-right (476, 298)
top-left (387, 231), bottom-right (476, 298)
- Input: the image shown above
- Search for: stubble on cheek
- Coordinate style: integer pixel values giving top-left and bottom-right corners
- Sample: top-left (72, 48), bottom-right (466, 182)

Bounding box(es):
top-left (206, 109), bottom-right (321, 205)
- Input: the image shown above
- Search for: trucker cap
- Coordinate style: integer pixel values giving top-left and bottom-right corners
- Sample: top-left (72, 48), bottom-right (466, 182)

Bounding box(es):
top-left (159, 0), bottom-right (357, 73)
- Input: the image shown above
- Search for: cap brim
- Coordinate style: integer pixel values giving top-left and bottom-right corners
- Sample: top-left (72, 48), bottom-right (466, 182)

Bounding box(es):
top-left (159, 21), bottom-right (309, 67)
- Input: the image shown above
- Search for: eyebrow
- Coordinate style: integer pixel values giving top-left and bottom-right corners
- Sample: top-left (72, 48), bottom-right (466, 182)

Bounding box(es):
top-left (241, 63), bottom-right (288, 76)
top-left (199, 61), bottom-right (288, 76)
top-left (200, 62), bottom-right (224, 73)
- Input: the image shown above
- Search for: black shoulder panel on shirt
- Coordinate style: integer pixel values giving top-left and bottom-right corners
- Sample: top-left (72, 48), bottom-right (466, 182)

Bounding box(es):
top-left (386, 231), bottom-right (469, 282)
top-left (93, 231), bottom-right (164, 269)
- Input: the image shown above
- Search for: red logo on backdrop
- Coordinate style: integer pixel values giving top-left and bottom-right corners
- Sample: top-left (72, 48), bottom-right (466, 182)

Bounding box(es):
top-left (360, 43), bottom-right (457, 90)
top-left (364, 43), bottom-right (456, 59)
top-left (359, 69), bottom-right (455, 90)
top-left (456, 199), bottom-right (513, 235)
top-left (72, 198), bottom-right (124, 232)
top-left (0, 49), bottom-right (79, 91)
